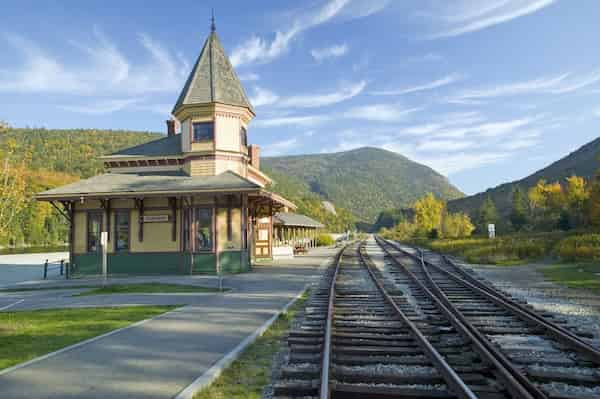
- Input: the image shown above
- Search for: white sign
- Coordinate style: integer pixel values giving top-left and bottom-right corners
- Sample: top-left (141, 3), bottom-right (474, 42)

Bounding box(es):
top-left (143, 214), bottom-right (170, 223)
top-left (488, 224), bottom-right (496, 239)
top-left (100, 231), bottom-right (108, 246)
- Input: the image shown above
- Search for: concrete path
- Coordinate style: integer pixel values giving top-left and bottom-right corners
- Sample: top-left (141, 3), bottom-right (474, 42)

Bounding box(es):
top-left (0, 252), bottom-right (68, 287)
top-left (0, 247), bottom-right (335, 399)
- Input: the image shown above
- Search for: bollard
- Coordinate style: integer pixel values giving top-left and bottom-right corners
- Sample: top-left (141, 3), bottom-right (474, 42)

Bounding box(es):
top-left (43, 260), bottom-right (48, 279)
top-left (60, 260), bottom-right (64, 276)
top-left (66, 261), bottom-right (70, 280)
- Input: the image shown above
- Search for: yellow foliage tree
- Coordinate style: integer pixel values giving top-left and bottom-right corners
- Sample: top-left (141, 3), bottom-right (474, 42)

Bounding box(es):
top-left (414, 193), bottom-right (445, 235)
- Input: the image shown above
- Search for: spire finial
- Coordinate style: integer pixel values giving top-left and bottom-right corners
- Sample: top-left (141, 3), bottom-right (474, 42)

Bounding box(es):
top-left (211, 9), bottom-right (216, 32)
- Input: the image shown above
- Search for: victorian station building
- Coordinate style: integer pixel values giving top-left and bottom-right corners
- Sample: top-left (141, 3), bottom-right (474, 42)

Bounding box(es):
top-left (37, 24), bottom-right (301, 275)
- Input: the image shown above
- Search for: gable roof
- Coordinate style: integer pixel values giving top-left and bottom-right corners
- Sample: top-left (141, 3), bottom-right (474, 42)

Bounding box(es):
top-left (103, 134), bottom-right (182, 159)
top-left (172, 30), bottom-right (254, 115)
top-left (36, 171), bottom-right (261, 199)
top-left (273, 212), bottom-right (324, 228)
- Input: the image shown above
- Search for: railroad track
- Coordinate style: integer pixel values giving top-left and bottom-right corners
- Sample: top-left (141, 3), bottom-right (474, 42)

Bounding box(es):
top-left (274, 243), bottom-right (507, 398)
top-left (375, 236), bottom-right (600, 399)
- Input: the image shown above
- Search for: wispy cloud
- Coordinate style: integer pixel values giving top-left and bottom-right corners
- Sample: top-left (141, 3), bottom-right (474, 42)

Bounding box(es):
top-left (239, 72), bottom-right (260, 82)
top-left (421, 0), bottom-right (556, 38)
top-left (0, 29), bottom-right (188, 98)
top-left (230, 0), bottom-right (387, 67)
top-left (449, 70), bottom-right (600, 102)
top-left (254, 115), bottom-right (330, 128)
top-left (279, 80), bottom-right (366, 108)
top-left (58, 98), bottom-right (140, 115)
top-left (262, 138), bottom-right (299, 156)
top-left (371, 73), bottom-right (463, 96)
top-left (311, 43), bottom-right (348, 62)
top-left (344, 104), bottom-right (421, 122)
top-left (250, 86), bottom-right (279, 107)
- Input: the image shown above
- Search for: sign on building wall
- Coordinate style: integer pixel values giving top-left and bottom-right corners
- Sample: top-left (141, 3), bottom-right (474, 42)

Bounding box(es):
top-left (143, 215), bottom-right (170, 223)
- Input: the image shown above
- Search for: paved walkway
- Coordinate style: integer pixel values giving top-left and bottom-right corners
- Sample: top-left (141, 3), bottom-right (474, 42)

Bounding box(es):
top-left (0, 252), bottom-right (68, 287)
top-left (0, 247), bottom-right (335, 399)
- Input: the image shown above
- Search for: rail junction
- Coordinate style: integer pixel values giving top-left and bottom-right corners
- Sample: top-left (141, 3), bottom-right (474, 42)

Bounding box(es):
top-left (272, 238), bottom-right (600, 399)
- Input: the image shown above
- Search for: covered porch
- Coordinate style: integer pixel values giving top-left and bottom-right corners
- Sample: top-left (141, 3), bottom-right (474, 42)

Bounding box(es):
top-left (272, 212), bottom-right (325, 259)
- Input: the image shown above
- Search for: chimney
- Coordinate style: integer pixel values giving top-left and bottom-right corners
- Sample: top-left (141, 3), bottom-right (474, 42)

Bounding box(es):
top-left (166, 119), bottom-right (176, 137)
top-left (248, 145), bottom-right (260, 169)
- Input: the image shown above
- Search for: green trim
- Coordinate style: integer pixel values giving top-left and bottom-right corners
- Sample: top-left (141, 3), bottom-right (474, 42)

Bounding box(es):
top-left (71, 251), bottom-right (249, 276)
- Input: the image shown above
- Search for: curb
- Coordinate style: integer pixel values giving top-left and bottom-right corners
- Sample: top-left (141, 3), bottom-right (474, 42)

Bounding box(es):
top-left (174, 254), bottom-right (334, 399)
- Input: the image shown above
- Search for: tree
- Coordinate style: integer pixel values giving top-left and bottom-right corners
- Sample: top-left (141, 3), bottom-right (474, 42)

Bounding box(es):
top-left (477, 196), bottom-right (498, 234)
top-left (510, 187), bottom-right (528, 231)
top-left (0, 158), bottom-right (27, 242)
top-left (564, 175), bottom-right (589, 227)
top-left (589, 170), bottom-right (600, 226)
top-left (413, 193), bottom-right (445, 236)
top-left (443, 212), bottom-right (475, 238)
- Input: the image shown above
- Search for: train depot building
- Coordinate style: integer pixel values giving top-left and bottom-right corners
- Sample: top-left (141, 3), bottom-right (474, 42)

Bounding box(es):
top-left (36, 26), bottom-right (309, 276)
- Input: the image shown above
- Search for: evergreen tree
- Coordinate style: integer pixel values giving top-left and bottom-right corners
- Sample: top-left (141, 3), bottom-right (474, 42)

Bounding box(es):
top-left (477, 196), bottom-right (498, 234)
top-left (509, 187), bottom-right (528, 231)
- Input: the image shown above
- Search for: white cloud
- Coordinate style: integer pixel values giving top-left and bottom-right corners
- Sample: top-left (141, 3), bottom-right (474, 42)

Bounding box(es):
top-left (0, 30), bottom-right (187, 98)
top-left (422, 0), bottom-right (556, 39)
top-left (417, 139), bottom-right (475, 152)
top-left (254, 115), bottom-right (330, 127)
top-left (279, 80), bottom-right (366, 108)
top-left (311, 43), bottom-right (348, 62)
top-left (262, 138), bottom-right (299, 156)
top-left (593, 106), bottom-right (600, 118)
top-left (344, 104), bottom-right (421, 122)
top-left (372, 73), bottom-right (463, 96)
top-left (250, 86), bottom-right (280, 107)
top-left (58, 98), bottom-right (140, 115)
top-left (449, 70), bottom-right (600, 102)
top-left (239, 72), bottom-right (260, 81)
top-left (230, 0), bottom-right (388, 67)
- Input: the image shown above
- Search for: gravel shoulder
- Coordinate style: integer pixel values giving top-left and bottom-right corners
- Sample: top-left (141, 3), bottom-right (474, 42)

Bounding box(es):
top-left (450, 256), bottom-right (600, 346)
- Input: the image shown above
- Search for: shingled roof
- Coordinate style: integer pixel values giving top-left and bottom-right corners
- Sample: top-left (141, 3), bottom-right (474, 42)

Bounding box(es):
top-left (172, 29), bottom-right (254, 115)
top-left (37, 171), bottom-right (261, 199)
top-left (103, 134), bottom-right (182, 159)
top-left (273, 213), bottom-right (325, 228)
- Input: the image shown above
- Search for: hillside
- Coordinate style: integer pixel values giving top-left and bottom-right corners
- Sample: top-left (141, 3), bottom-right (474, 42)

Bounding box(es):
top-left (262, 147), bottom-right (464, 224)
top-left (448, 136), bottom-right (600, 217)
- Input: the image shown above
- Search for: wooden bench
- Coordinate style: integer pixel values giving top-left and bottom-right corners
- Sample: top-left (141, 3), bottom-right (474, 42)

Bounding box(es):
top-left (293, 244), bottom-right (308, 255)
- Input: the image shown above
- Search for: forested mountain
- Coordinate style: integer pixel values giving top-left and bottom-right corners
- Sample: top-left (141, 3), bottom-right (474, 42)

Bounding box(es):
top-left (262, 147), bottom-right (464, 224)
top-left (448, 136), bottom-right (600, 217)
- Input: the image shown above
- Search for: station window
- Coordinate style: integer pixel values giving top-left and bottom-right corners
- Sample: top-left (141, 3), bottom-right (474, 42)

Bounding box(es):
top-left (87, 212), bottom-right (103, 253)
top-left (114, 211), bottom-right (130, 252)
top-left (240, 126), bottom-right (247, 147)
top-left (192, 121), bottom-right (214, 141)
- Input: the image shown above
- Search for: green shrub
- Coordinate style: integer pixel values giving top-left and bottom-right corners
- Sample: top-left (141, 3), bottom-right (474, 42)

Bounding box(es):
top-left (555, 234), bottom-right (600, 261)
top-left (316, 233), bottom-right (335, 247)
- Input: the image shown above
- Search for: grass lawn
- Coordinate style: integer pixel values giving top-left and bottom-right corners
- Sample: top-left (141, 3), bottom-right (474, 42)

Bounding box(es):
top-left (76, 283), bottom-right (226, 296)
top-left (540, 263), bottom-right (600, 293)
top-left (0, 305), bottom-right (175, 370)
top-left (193, 290), bottom-right (308, 399)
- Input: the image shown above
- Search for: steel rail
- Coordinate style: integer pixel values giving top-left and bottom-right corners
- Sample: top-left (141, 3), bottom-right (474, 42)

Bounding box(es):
top-left (437, 253), bottom-right (600, 365)
top-left (319, 244), bottom-right (347, 399)
top-left (357, 242), bottom-right (478, 399)
top-left (375, 236), bottom-right (545, 399)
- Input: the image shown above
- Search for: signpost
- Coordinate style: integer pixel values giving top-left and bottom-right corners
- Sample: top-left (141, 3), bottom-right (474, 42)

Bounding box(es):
top-left (488, 224), bottom-right (496, 239)
top-left (100, 231), bottom-right (108, 286)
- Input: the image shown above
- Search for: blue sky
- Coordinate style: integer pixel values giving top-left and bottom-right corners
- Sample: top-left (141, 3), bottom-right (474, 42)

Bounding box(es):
top-left (1, 0), bottom-right (600, 194)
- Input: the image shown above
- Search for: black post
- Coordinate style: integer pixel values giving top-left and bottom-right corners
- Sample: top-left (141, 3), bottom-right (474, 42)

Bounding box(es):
top-left (60, 260), bottom-right (64, 276)
top-left (66, 261), bottom-right (70, 280)
top-left (43, 260), bottom-right (48, 279)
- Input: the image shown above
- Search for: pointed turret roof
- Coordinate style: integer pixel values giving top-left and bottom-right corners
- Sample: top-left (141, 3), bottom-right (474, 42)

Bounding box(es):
top-left (173, 29), bottom-right (254, 115)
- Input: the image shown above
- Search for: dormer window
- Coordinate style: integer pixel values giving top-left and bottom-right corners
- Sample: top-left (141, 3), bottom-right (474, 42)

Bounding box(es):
top-left (192, 122), bottom-right (214, 142)
top-left (240, 126), bottom-right (247, 147)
